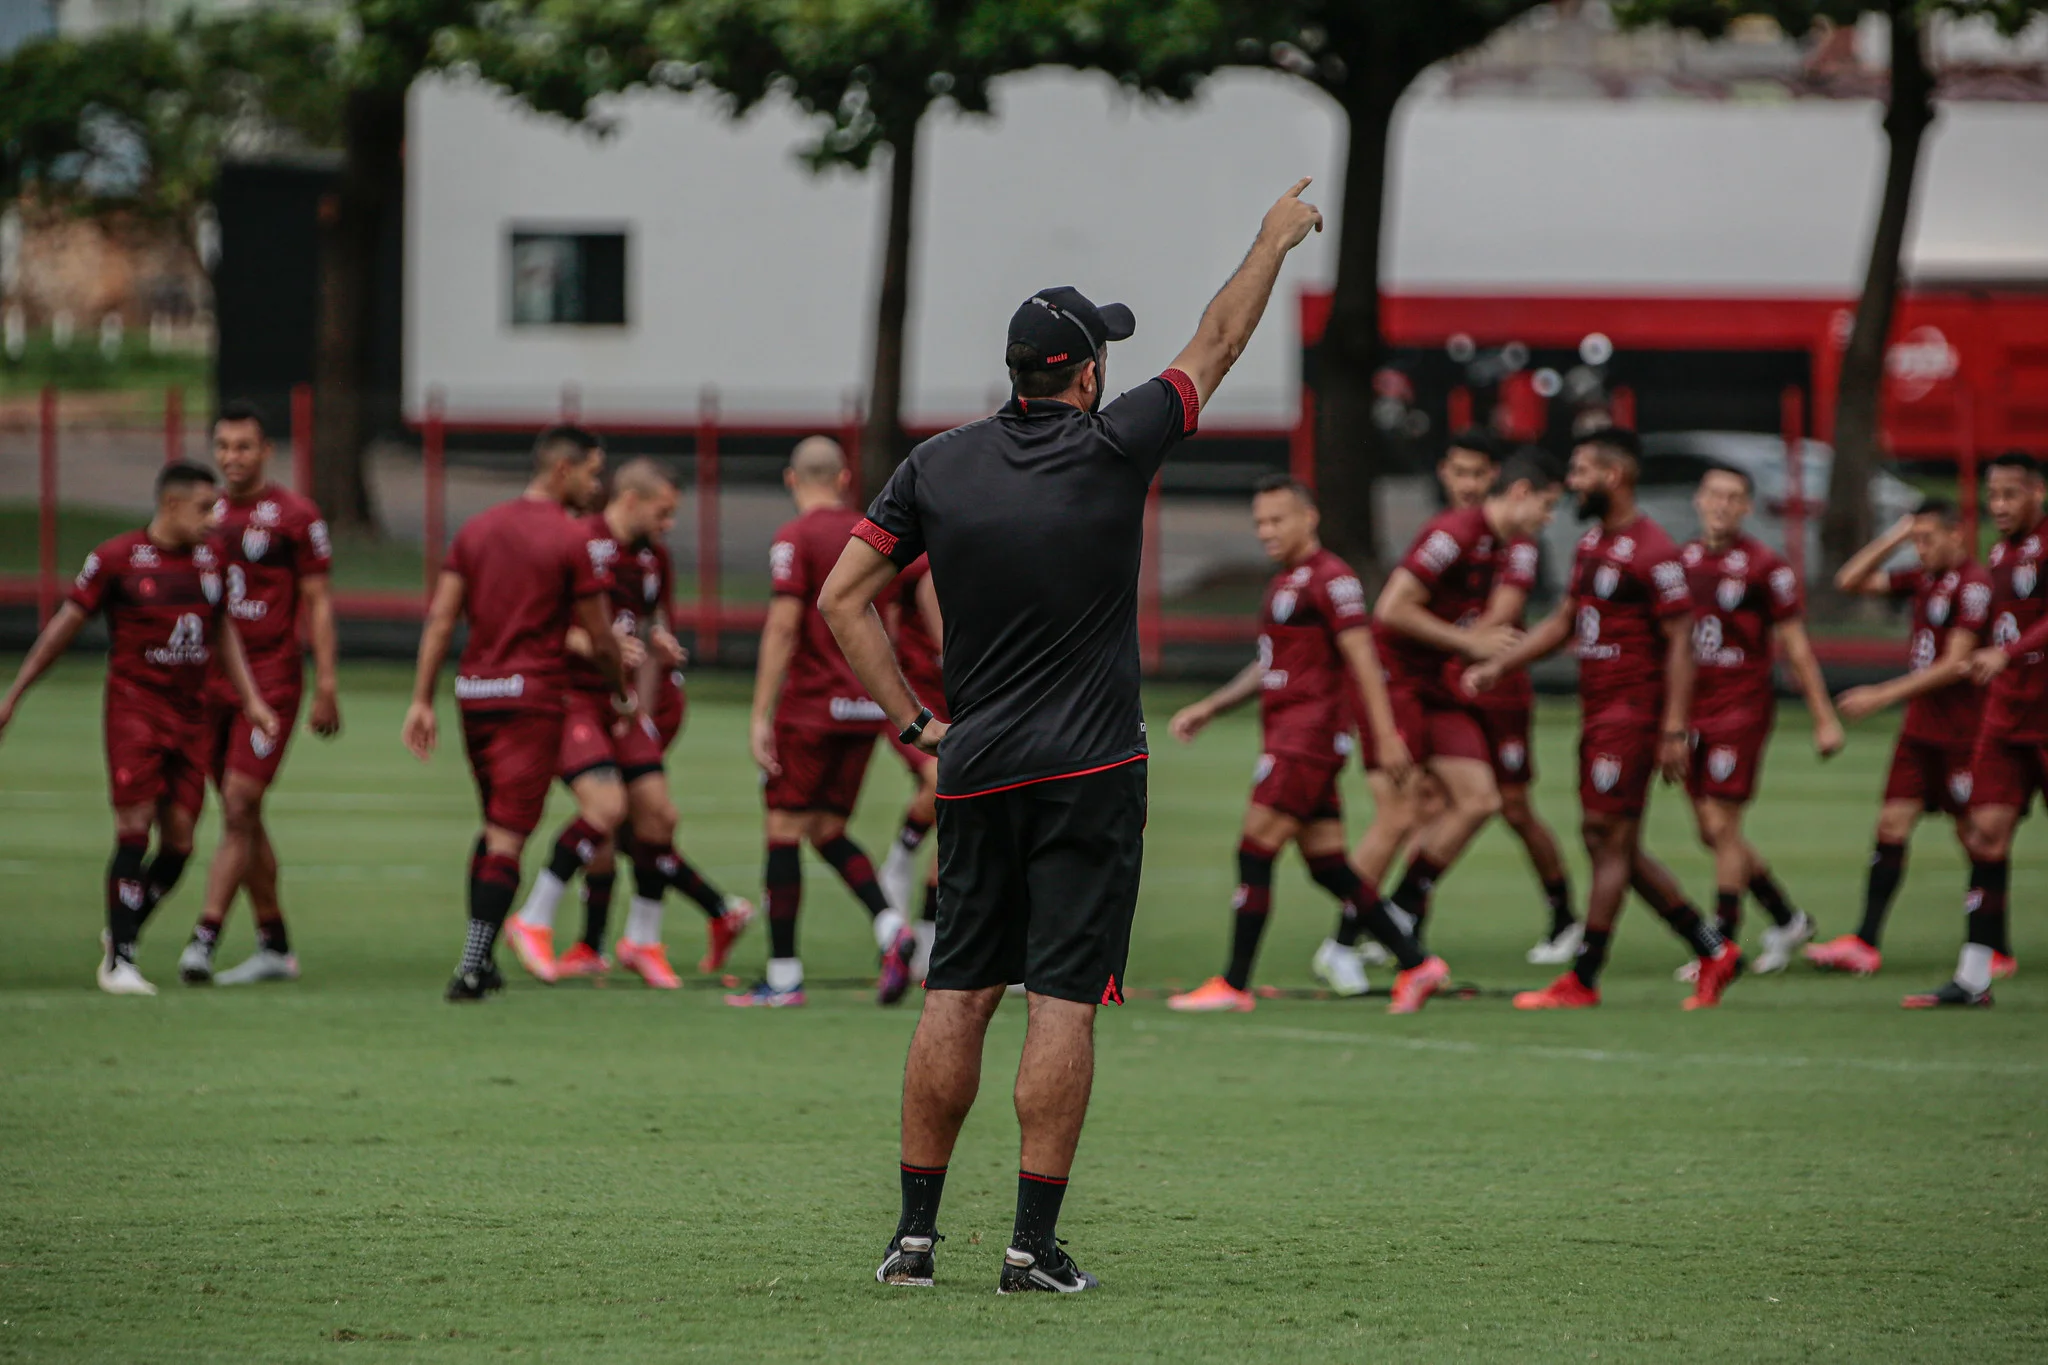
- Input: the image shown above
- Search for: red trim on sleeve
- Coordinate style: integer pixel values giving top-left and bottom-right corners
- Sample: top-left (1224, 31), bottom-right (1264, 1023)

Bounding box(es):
top-left (1160, 368), bottom-right (1200, 434)
top-left (852, 518), bottom-right (899, 558)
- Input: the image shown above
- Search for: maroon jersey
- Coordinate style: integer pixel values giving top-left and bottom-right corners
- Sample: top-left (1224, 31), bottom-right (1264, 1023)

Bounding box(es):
top-left (1377, 506), bottom-right (1506, 705)
top-left (1890, 561), bottom-right (1993, 745)
top-left (894, 555), bottom-right (944, 714)
top-left (613, 536), bottom-right (683, 723)
top-left (446, 498), bottom-right (612, 713)
top-left (1464, 537), bottom-right (1539, 714)
top-left (1260, 547), bottom-right (1368, 759)
top-left (68, 531), bottom-right (227, 704)
top-left (212, 485), bottom-right (330, 694)
top-left (1570, 514), bottom-right (1692, 718)
top-left (1684, 535), bottom-right (1801, 727)
top-left (564, 513), bottom-right (628, 696)
top-left (771, 505), bottom-right (886, 733)
top-left (1982, 519), bottom-right (2048, 744)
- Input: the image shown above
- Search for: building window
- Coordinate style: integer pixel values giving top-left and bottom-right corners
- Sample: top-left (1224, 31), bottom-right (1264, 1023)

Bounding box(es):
top-left (509, 229), bottom-right (627, 327)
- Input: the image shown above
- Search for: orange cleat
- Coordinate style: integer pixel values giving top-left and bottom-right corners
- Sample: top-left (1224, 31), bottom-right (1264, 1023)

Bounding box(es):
top-left (699, 897), bottom-right (756, 974)
top-left (1513, 972), bottom-right (1600, 1010)
top-left (503, 915), bottom-right (557, 984)
top-left (616, 938), bottom-right (682, 990)
top-left (1992, 952), bottom-right (2018, 980)
top-left (1166, 977), bottom-right (1255, 1013)
top-left (1683, 942), bottom-right (1744, 1010)
top-left (1803, 934), bottom-right (1882, 976)
top-left (554, 942), bottom-right (610, 979)
top-left (1387, 955), bottom-right (1450, 1015)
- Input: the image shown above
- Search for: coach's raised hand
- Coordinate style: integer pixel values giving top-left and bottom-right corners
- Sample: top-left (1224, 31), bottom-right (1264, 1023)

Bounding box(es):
top-left (1168, 178), bottom-right (1323, 412)
top-left (1262, 177), bottom-right (1324, 249)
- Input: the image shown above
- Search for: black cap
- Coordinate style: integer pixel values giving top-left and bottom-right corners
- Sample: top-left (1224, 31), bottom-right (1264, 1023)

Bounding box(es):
top-left (1006, 286), bottom-right (1136, 371)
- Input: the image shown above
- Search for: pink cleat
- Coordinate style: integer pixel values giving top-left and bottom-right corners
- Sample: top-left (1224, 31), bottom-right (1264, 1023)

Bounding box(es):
top-left (1683, 942), bottom-right (1744, 1010)
top-left (1992, 952), bottom-right (2018, 981)
top-left (503, 916), bottom-right (557, 984)
top-left (699, 897), bottom-right (755, 974)
top-left (1803, 935), bottom-right (1882, 976)
top-left (1388, 955), bottom-right (1450, 1015)
top-left (616, 939), bottom-right (682, 990)
top-left (554, 943), bottom-right (611, 979)
top-left (1167, 977), bottom-right (1255, 1013)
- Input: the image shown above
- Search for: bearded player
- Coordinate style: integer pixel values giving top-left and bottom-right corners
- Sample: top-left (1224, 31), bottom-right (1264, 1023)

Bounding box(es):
top-left (0, 462), bottom-right (277, 994)
top-left (176, 401), bottom-right (341, 987)
top-left (1905, 451), bottom-right (2045, 1008)
top-left (1809, 502), bottom-right (1991, 974)
top-left (1675, 466), bottom-right (1843, 979)
top-left (734, 436), bottom-right (915, 1008)
top-left (1470, 428), bottom-right (1743, 1010)
top-left (1164, 475), bottom-right (1441, 1013)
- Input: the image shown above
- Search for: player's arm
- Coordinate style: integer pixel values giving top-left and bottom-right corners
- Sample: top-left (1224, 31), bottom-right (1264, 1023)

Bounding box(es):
top-left (1774, 618), bottom-right (1844, 757)
top-left (573, 593), bottom-right (629, 704)
top-left (1338, 626), bottom-right (1413, 783)
top-left (820, 539), bottom-right (944, 755)
top-left (1478, 579), bottom-right (1530, 629)
top-left (1166, 179), bottom-right (1323, 409)
top-left (302, 573), bottom-right (342, 737)
top-left (216, 619), bottom-right (281, 739)
top-left (403, 570), bottom-right (465, 762)
top-left (1834, 514), bottom-right (1915, 596)
top-left (1972, 609), bottom-right (2048, 684)
top-left (1169, 656), bottom-right (1264, 743)
top-left (750, 596), bottom-right (803, 775)
top-left (1464, 597), bottom-right (1572, 695)
top-left (1657, 612), bottom-right (1696, 783)
top-left (1838, 626), bottom-right (1979, 719)
top-left (0, 602), bottom-right (90, 739)
top-left (915, 573), bottom-right (943, 652)
top-left (1376, 568), bottom-right (1519, 660)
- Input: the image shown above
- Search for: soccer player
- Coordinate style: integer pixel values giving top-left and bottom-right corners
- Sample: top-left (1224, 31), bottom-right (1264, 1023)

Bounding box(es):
top-left (732, 436), bottom-right (914, 1008)
top-left (880, 552), bottom-right (945, 977)
top-left (0, 463), bottom-right (278, 995)
top-left (1468, 427), bottom-right (1744, 1011)
top-left (821, 179), bottom-right (1324, 1294)
top-left (1163, 475), bottom-right (1436, 1011)
top-left (1904, 451), bottom-right (2045, 1008)
top-left (402, 427), bottom-right (625, 1002)
top-left (1676, 465), bottom-right (1844, 976)
top-left (174, 402), bottom-right (340, 987)
top-left (1364, 449), bottom-right (1565, 954)
top-left (1808, 503), bottom-right (1991, 974)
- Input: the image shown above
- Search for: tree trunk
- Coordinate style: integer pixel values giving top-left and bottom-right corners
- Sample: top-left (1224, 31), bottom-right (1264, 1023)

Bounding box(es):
top-left (1314, 90), bottom-right (1398, 577)
top-left (312, 87), bottom-right (403, 531)
top-left (860, 110), bottom-right (922, 503)
top-left (1823, 4), bottom-right (1934, 576)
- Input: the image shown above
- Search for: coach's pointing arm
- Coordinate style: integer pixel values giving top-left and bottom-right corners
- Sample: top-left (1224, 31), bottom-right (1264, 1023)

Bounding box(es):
top-left (1168, 179), bottom-right (1323, 410)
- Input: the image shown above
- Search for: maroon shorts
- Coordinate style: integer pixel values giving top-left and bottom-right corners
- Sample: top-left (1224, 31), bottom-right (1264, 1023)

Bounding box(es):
top-left (617, 711), bottom-right (668, 783)
top-left (1579, 712), bottom-right (1659, 819)
top-left (652, 673), bottom-right (687, 751)
top-left (463, 708), bottom-right (565, 837)
top-left (1251, 751), bottom-right (1343, 824)
top-left (206, 686), bottom-right (302, 791)
top-left (558, 690), bottom-right (623, 781)
top-left (1968, 727), bottom-right (2048, 813)
top-left (765, 725), bottom-right (877, 815)
top-left (105, 692), bottom-right (208, 815)
top-left (1686, 712), bottom-right (1773, 806)
top-left (1883, 735), bottom-right (1976, 815)
top-left (1476, 706), bottom-right (1535, 787)
top-left (1364, 686), bottom-right (1490, 772)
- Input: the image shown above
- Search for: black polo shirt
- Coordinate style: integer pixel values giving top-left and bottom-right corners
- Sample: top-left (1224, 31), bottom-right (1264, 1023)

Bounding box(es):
top-left (855, 370), bottom-right (1199, 798)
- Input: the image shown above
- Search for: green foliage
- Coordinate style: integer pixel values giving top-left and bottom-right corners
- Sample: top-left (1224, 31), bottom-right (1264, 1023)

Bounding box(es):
top-left (1616, 0), bottom-right (2046, 40)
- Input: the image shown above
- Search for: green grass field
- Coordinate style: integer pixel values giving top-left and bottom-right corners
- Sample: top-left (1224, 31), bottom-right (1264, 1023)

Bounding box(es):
top-left (1, 663), bottom-right (2043, 1363)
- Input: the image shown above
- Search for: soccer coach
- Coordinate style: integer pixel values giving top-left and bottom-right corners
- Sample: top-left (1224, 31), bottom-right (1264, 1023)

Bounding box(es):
top-left (820, 179), bottom-right (1324, 1294)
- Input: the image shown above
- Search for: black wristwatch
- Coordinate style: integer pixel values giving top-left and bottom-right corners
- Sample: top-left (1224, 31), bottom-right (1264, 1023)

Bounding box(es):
top-left (899, 706), bottom-right (935, 746)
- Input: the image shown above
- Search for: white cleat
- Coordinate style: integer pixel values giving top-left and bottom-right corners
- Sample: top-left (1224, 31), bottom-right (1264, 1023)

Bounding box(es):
top-left (214, 948), bottom-right (301, 986)
top-left (178, 939), bottom-right (215, 985)
top-left (1311, 938), bottom-right (1370, 997)
top-left (1527, 921), bottom-right (1585, 966)
top-left (1754, 911), bottom-right (1816, 976)
top-left (97, 956), bottom-right (158, 997)
top-left (1358, 939), bottom-right (1391, 968)
top-left (1674, 958), bottom-right (1701, 984)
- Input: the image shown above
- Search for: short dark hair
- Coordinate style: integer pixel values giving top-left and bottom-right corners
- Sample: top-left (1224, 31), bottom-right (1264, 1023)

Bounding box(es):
top-left (1915, 496), bottom-right (1960, 525)
top-left (157, 460), bottom-right (217, 498)
top-left (1988, 449), bottom-right (2042, 478)
top-left (1253, 473), bottom-right (1317, 508)
top-left (215, 398), bottom-right (269, 439)
top-left (1445, 428), bottom-right (1501, 462)
top-left (1008, 342), bottom-right (1094, 400)
top-left (534, 424), bottom-right (604, 473)
top-left (1702, 463), bottom-right (1754, 495)
top-left (1575, 425), bottom-right (1642, 465)
top-left (1497, 449), bottom-right (1562, 493)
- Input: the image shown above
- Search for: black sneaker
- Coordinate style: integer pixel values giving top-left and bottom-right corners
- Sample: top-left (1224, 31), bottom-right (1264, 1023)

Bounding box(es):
top-left (445, 963), bottom-right (506, 1003)
top-left (1902, 980), bottom-right (1993, 1009)
top-left (875, 1232), bottom-right (939, 1286)
top-left (997, 1242), bottom-right (1097, 1294)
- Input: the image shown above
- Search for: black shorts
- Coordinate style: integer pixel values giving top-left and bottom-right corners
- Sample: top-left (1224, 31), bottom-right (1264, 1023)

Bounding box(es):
top-left (928, 759), bottom-right (1147, 1006)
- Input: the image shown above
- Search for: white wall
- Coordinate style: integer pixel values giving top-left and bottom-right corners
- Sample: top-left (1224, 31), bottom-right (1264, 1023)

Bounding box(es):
top-left (407, 69), bottom-right (2048, 423)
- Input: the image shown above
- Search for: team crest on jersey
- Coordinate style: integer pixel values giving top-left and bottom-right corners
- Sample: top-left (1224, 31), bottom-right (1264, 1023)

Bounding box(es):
top-left (1591, 754), bottom-right (1622, 792)
top-left (2016, 564), bottom-right (2038, 598)
top-left (1716, 578), bottom-right (1746, 612)
top-left (1928, 594), bottom-right (1950, 626)
top-left (1725, 550), bottom-right (1748, 575)
top-left (1708, 746), bottom-right (1738, 782)
top-left (242, 528), bottom-right (270, 561)
top-left (1611, 537), bottom-right (1635, 563)
top-left (1962, 582), bottom-right (1991, 618)
top-left (254, 500), bottom-right (280, 526)
top-left (1949, 770), bottom-right (1973, 805)
top-left (1593, 565), bottom-right (1620, 599)
top-left (1499, 739), bottom-right (1527, 774)
top-left (1909, 628), bottom-right (1937, 670)
top-left (250, 726), bottom-right (275, 758)
top-left (1270, 588), bottom-right (1298, 623)
top-left (1682, 543), bottom-right (1703, 566)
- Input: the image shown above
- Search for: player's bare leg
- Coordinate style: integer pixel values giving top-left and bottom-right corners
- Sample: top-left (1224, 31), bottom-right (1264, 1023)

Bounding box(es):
top-left (1383, 756), bottom-right (1500, 949)
top-left (1687, 796), bottom-right (1811, 977)
top-left (618, 774), bottom-right (751, 984)
top-left (1907, 802), bottom-right (2020, 1007)
top-left (881, 761), bottom-right (939, 926)
top-left (185, 772), bottom-right (290, 984)
top-left (809, 810), bottom-right (917, 1005)
top-left (1000, 993), bottom-right (1101, 1291)
top-left (1171, 804), bottom-right (1300, 1012)
top-left (211, 823), bottom-right (298, 984)
top-left (1500, 782), bottom-right (1580, 963)
top-left (1346, 770), bottom-right (1417, 965)
top-left (883, 984), bottom-right (1005, 1284)
top-left (1811, 799), bottom-right (1925, 975)
top-left (507, 769), bottom-right (626, 983)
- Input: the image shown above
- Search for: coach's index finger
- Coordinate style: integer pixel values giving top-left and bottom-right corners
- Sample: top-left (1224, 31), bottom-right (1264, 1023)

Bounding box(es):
top-left (1286, 176), bottom-right (1312, 198)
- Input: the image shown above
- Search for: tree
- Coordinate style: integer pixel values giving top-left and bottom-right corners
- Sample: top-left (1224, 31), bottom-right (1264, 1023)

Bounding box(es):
top-left (1617, 1), bottom-right (2045, 578)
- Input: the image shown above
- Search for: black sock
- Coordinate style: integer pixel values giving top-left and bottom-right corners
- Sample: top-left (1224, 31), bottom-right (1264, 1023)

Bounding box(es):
top-left (765, 841), bottom-right (801, 959)
top-left (1012, 1170), bottom-right (1068, 1258)
top-left (1659, 902), bottom-right (1725, 958)
top-left (921, 880), bottom-right (938, 924)
top-left (1389, 854), bottom-right (1445, 934)
top-left (897, 815), bottom-right (933, 854)
top-left (1333, 872), bottom-right (1378, 948)
top-left (581, 872), bottom-right (615, 951)
top-left (138, 848), bottom-right (189, 926)
top-left (817, 836), bottom-right (890, 918)
top-left (462, 851), bottom-right (521, 973)
top-left (255, 916), bottom-right (291, 955)
top-left (897, 1162), bottom-right (946, 1239)
top-left (106, 837), bottom-right (149, 962)
top-left (547, 817), bottom-right (604, 883)
top-left (1572, 926), bottom-right (1613, 988)
top-left (191, 920), bottom-right (220, 949)
top-left (1354, 900), bottom-right (1426, 971)
top-left (1715, 890), bottom-right (1741, 943)
top-left (1543, 877), bottom-right (1575, 937)
top-left (1224, 842), bottom-right (1276, 991)
top-left (1747, 870), bottom-right (1797, 928)
top-left (1966, 859), bottom-right (2010, 953)
top-left (1856, 841), bottom-right (1907, 948)
top-left (638, 844), bottom-right (726, 918)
